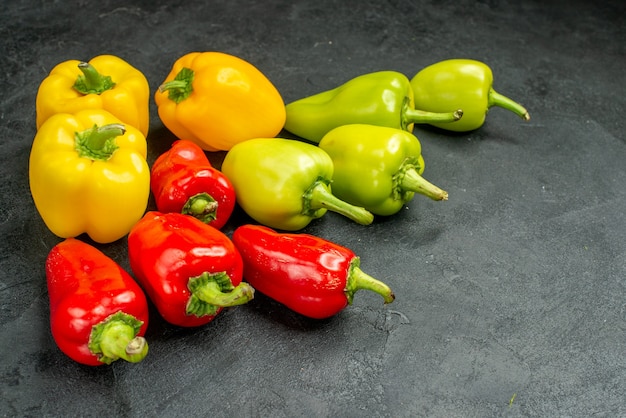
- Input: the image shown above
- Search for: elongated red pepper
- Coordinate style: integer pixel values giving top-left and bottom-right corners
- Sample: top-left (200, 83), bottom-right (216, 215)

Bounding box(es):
top-left (45, 238), bottom-right (149, 366)
top-left (232, 224), bottom-right (395, 319)
top-left (150, 139), bottom-right (235, 229)
top-left (128, 212), bottom-right (254, 327)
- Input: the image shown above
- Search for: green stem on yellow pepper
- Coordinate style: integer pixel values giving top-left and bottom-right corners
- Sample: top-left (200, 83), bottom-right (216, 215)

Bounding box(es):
top-left (74, 123), bottom-right (123, 161)
top-left (304, 180), bottom-right (374, 225)
top-left (158, 67), bottom-right (195, 104)
top-left (73, 62), bottom-right (116, 95)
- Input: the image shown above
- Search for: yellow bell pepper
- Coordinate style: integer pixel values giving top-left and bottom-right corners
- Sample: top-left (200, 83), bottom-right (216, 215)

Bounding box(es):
top-left (36, 55), bottom-right (150, 136)
top-left (154, 51), bottom-right (286, 151)
top-left (29, 109), bottom-right (150, 244)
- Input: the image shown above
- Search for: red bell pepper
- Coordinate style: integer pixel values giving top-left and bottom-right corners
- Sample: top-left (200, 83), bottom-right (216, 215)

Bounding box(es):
top-left (150, 139), bottom-right (235, 229)
top-left (232, 224), bottom-right (395, 319)
top-left (128, 211), bottom-right (255, 327)
top-left (45, 238), bottom-right (149, 366)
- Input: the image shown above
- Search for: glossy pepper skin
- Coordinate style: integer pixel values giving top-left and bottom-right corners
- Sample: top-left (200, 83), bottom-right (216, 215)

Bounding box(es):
top-left (36, 55), bottom-right (150, 136)
top-left (319, 124), bottom-right (448, 216)
top-left (29, 109), bottom-right (150, 244)
top-left (410, 59), bottom-right (530, 132)
top-left (155, 51), bottom-right (286, 151)
top-left (222, 138), bottom-right (374, 231)
top-left (46, 238), bottom-right (149, 366)
top-left (283, 70), bottom-right (463, 143)
top-left (128, 212), bottom-right (255, 327)
top-left (232, 224), bottom-right (395, 319)
top-left (151, 139), bottom-right (235, 229)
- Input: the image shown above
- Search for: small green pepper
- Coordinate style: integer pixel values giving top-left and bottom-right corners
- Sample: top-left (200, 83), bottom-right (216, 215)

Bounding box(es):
top-left (284, 71), bottom-right (463, 143)
top-left (318, 124), bottom-right (448, 216)
top-left (221, 138), bottom-right (374, 231)
top-left (410, 59), bottom-right (530, 132)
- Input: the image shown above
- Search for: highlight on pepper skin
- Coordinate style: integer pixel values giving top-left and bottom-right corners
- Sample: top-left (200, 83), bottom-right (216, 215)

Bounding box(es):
top-left (232, 224), bottom-right (395, 319)
top-left (284, 70), bottom-right (463, 142)
top-left (410, 58), bottom-right (530, 132)
top-left (222, 137), bottom-right (374, 231)
top-left (319, 124), bottom-right (449, 216)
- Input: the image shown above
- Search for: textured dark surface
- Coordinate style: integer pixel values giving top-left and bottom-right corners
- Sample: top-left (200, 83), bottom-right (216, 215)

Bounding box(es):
top-left (1, 0), bottom-right (625, 417)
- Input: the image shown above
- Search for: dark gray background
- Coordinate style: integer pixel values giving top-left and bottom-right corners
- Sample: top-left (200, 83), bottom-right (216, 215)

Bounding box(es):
top-left (1, 0), bottom-right (624, 417)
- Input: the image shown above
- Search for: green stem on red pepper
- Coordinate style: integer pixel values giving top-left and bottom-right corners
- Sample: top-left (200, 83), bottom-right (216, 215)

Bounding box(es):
top-left (151, 140), bottom-right (236, 230)
top-left (345, 259), bottom-right (395, 305)
top-left (128, 211), bottom-right (253, 327)
top-left (186, 271), bottom-right (256, 317)
top-left (232, 224), bottom-right (395, 319)
top-left (182, 192), bottom-right (219, 224)
top-left (89, 312), bottom-right (148, 364)
top-left (46, 238), bottom-right (150, 366)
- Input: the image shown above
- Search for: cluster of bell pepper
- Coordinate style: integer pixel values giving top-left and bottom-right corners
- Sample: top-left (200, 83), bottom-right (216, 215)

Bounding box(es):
top-left (31, 55), bottom-right (152, 244)
top-left (31, 55), bottom-right (153, 365)
top-left (28, 51), bottom-right (529, 366)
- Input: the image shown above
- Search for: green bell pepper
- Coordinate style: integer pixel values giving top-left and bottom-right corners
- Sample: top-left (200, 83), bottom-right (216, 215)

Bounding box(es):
top-left (410, 59), bottom-right (530, 132)
top-left (284, 71), bottom-right (463, 143)
top-left (318, 124), bottom-right (448, 216)
top-left (221, 138), bottom-right (374, 231)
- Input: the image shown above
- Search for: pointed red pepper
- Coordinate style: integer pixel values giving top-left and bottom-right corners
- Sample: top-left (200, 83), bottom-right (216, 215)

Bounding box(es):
top-left (128, 212), bottom-right (255, 327)
top-left (45, 238), bottom-right (149, 366)
top-left (232, 224), bottom-right (395, 319)
top-left (150, 139), bottom-right (235, 229)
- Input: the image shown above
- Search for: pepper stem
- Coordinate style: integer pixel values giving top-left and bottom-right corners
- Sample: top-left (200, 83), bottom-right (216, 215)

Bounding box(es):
top-left (403, 107), bottom-right (463, 130)
top-left (88, 312), bottom-right (148, 364)
top-left (75, 123), bottom-right (124, 161)
top-left (158, 67), bottom-right (195, 104)
top-left (488, 89), bottom-right (531, 121)
top-left (305, 179), bottom-right (374, 225)
top-left (186, 271), bottom-right (255, 317)
top-left (345, 258), bottom-right (395, 305)
top-left (399, 166), bottom-right (448, 201)
top-left (73, 62), bottom-right (116, 95)
top-left (182, 192), bottom-right (219, 223)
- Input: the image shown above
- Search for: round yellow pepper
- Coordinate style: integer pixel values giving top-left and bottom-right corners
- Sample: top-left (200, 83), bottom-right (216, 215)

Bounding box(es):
top-left (36, 55), bottom-right (150, 137)
top-left (29, 109), bottom-right (150, 244)
top-left (154, 52), bottom-right (286, 151)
